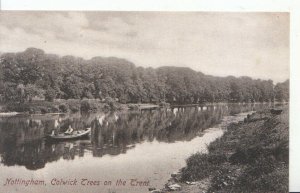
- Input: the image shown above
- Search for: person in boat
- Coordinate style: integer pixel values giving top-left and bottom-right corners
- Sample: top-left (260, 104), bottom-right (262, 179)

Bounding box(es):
top-left (65, 125), bottom-right (74, 135)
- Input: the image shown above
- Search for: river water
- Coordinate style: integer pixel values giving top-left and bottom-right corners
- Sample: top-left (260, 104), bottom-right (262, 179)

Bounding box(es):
top-left (0, 103), bottom-right (275, 193)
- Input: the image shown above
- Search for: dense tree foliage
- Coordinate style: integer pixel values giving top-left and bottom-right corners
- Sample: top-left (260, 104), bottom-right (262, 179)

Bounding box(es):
top-left (0, 48), bottom-right (289, 103)
top-left (274, 80), bottom-right (289, 102)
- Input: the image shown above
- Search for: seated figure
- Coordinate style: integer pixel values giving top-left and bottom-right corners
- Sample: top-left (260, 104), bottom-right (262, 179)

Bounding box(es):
top-left (64, 125), bottom-right (74, 135)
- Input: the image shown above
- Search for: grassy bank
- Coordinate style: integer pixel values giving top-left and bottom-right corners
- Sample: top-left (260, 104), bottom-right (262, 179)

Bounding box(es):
top-left (0, 99), bottom-right (169, 114)
top-left (179, 106), bottom-right (289, 193)
top-left (1, 98), bottom-right (124, 114)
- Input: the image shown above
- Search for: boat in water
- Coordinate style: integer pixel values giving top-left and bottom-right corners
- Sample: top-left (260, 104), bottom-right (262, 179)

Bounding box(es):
top-left (47, 128), bottom-right (91, 140)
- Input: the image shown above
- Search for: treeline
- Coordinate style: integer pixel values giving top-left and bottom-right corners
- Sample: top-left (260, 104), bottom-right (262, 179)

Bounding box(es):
top-left (0, 48), bottom-right (289, 104)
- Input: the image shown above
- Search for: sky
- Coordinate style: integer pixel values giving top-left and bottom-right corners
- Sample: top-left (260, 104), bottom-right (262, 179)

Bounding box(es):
top-left (0, 11), bottom-right (289, 83)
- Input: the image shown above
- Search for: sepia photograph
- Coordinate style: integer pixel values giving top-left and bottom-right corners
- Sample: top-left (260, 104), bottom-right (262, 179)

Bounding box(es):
top-left (0, 11), bottom-right (289, 193)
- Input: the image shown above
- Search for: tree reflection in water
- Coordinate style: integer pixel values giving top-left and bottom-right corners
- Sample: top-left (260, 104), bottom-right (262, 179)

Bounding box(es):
top-left (0, 103), bottom-right (272, 170)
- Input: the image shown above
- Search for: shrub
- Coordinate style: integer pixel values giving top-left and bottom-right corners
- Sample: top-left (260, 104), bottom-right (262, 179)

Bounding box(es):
top-left (105, 97), bottom-right (118, 110)
top-left (45, 88), bottom-right (56, 102)
top-left (50, 106), bottom-right (59, 113)
top-left (209, 167), bottom-right (235, 192)
top-left (80, 99), bottom-right (98, 112)
top-left (27, 106), bottom-right (39, 114)
top-left (232, 158), bottom-right (287, 193)
top-left (59, 103), bottom-right (69, 113)
top-left (70, 105), bottom-right (80, 113)
top-left (80, 100), bottom-right (91, 112)
top-left (159, 101), bottom-right (170, 108)
top-left (40, 107), bottom-right (48, 114)
top-left (207, 153), bottom-right (228, 164)
top-left (67, 99), bottom-right (80, 113)
top-left (103, 103), bottom-right (110, 111)
top-left (181, 153), bottom-right (226, 181)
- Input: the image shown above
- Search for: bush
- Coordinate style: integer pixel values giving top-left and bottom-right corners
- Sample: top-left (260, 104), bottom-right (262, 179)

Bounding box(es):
top-left (67, 99), bottom-right (80, 113)
top-left (159, 101), bottom-right (170, 108)
top-left (80, 99), bottom-right (98, 112)
top-left (40, 107), bottom-right (48, 114)
top-left (105, 97), bottom-right (118, 110)
top-left (103, 103), bottom-right (110, 111)
top-left (80, 100), bottom-right (91, 112)
top-left (181, 153), bottom-right (226, 181)
top-left (59, 103), bottom-right (69, 113)
top-left (209, 167), bottom-right (235, 192)
top-left (251, 166), bottom-right (288, 192)
top-left (207, 153), bottom-right (228, 164)
top-left (231, 157), bottom-right (287, 193)
top-left (45, 88), bottom-right (56, 102)
top-left (70, 105), bottom-right (80, 113)
top-left (50, 106), bottom-right (59, 113)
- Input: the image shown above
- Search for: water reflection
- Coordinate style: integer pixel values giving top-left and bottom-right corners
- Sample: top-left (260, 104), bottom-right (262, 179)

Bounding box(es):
top-left (0, 103), bottom-right (274, 171)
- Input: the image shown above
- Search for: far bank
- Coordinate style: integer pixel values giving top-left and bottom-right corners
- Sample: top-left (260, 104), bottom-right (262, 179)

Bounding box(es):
top-left (0, 99), bottom-right (287, 115)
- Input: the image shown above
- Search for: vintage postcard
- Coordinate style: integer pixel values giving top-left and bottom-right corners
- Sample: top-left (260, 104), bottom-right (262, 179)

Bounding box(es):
top-left (0, 8), bottom-right (292, 193)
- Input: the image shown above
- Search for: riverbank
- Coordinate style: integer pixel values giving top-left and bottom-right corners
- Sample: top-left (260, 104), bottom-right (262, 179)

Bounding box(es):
top-left (0, 100), bottom-right (165, 114)
top-left (153, 105), bottom-right (288, 193)
top-left (0, 100), bottom-right (109, 114)
top-left (0, 100), bottom-right (286, 115)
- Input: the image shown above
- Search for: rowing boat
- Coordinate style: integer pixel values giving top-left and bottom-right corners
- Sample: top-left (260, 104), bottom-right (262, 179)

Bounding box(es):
top-left (47, 128), bottom-right (91, 140)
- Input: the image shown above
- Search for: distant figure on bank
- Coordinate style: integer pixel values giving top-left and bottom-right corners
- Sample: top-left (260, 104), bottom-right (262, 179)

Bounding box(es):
top-left (65, 125), bottom-right (74, 135)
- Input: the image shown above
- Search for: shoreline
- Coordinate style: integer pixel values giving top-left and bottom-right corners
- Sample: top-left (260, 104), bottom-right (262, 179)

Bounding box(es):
top-left (150, 105), bottom-right (288, 193)
top-left (0, 101), bottom-right (287, 115)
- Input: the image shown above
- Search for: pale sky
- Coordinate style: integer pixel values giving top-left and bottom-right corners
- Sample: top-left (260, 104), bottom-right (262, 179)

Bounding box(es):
top-left (0, 12), bottom-right (289, 83)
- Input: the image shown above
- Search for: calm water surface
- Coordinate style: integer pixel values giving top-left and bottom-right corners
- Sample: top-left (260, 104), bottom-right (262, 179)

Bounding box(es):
top-left (0, 103), bottom-right (276, 193)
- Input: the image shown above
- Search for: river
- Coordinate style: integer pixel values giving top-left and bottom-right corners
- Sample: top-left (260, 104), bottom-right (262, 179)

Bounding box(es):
top-left (0, 103), bottom-right (276, 193)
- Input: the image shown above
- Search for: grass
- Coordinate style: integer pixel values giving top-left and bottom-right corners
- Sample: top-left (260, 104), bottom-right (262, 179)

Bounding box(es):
top-left (181, 106), bottom-right (289, 193)
top-left (181, 153), bottom-right (227, 181)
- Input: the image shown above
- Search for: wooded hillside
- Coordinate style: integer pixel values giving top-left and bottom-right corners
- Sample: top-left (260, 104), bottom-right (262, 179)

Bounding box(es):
top-left (0, 48), bottom-right (289, 104)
